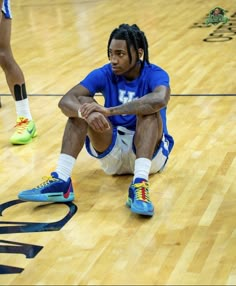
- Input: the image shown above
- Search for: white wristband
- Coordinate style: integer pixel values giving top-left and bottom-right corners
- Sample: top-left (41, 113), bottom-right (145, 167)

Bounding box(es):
top-left (78, 109), bottom-right (83, 118)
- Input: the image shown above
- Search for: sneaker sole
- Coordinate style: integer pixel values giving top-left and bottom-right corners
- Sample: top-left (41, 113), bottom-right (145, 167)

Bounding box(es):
top-left (18, 192), bottom-right (74, 202)
top-left (126, 200), bottom-right (154, 217)
top-left (130, 206), bottom-right (154, 216)
top-left (10, 131), bottom-right (38, 145)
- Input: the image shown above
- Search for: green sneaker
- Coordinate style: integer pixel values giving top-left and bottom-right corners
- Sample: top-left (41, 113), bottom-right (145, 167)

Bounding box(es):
top-left (10, 116), bottom-right (37, 145)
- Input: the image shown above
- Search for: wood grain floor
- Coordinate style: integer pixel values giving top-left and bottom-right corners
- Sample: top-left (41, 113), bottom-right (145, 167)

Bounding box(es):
top-left (0, 0), bottom-right (236, 285)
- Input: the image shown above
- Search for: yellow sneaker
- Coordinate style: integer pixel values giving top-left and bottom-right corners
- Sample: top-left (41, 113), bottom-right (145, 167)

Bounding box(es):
top-left (10, 116), bottom-right (37, 145)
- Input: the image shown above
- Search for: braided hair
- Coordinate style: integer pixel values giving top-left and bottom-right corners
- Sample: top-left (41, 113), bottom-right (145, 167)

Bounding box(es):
top-left (107, 24), bottom-right (150, 68)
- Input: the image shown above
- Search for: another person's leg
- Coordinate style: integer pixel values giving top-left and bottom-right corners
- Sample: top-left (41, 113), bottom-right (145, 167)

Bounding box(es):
top-left (0, 1), bottom-right (36, 144)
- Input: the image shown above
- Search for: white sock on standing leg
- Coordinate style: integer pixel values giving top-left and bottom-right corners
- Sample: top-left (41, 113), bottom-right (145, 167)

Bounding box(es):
top-left (15, 98), bottom-right (32, 120)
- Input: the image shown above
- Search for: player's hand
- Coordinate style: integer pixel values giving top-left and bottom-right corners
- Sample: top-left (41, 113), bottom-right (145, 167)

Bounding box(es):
top-left (85, 112), bottom-right (110, 132)
top-left (80, 102), bottom-right (109, 118)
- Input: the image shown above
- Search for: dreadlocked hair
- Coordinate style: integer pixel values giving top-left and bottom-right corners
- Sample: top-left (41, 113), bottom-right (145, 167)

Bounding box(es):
top-left (107, 24), bottom-right (150, 68)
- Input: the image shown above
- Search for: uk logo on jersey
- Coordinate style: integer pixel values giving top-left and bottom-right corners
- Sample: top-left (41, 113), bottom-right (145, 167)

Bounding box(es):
top-left (118, 90), bottom-right (136, 104)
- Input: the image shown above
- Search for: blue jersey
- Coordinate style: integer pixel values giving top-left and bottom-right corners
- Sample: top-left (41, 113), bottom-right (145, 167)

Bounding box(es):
top-left (80, 62), bottom-right (174, 151)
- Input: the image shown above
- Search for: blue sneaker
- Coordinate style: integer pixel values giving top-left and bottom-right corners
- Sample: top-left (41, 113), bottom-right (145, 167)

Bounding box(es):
top-left (126, 179), bottom-right (154, 216)
top-left (18, 172), bottom-right (74, 202)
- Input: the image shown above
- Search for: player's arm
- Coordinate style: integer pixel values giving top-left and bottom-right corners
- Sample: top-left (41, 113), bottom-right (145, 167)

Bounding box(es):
top-left (80, 85), bottom-right (170, 118)
top-left (108, 85), bottom-right (170, 116)
top-left (58, 84), bottom-right (95, 118)
top-left (58, 84), bottom-right (110, 131)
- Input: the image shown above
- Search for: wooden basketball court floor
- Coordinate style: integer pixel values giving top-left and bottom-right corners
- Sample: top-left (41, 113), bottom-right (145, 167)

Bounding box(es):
top-left (0, 0), bottom-right (235, 285)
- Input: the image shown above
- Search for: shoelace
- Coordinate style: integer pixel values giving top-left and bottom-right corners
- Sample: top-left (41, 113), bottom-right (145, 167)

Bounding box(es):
top-left (35, 176), bottom-right (59, 189)
top-left (133, 181), bottom-right (151, 203)
top-left (14, 117), bottom-right (29, 134)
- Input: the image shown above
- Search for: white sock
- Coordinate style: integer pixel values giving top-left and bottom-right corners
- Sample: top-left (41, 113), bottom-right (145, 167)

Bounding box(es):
top-left (55, 153), bottom-right (76, 181)
top-left (15, 98), bottom-right (32, 120)
top-left (133, 158), bottom-right (152, 182)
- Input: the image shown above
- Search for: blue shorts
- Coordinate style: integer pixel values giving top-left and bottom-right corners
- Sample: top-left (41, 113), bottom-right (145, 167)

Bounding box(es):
top-left (2, 0), bottom-right (12, 19)
top-left (85, 126), bottom-right (172, 175)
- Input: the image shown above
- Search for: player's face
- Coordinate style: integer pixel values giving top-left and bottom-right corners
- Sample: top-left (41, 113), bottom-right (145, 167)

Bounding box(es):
top-left (108, 39), bottom-right (139, 76)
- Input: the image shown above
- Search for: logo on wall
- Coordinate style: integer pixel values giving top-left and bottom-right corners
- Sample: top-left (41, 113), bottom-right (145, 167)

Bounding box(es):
top-left (205, 7), bottom-right (229, 25)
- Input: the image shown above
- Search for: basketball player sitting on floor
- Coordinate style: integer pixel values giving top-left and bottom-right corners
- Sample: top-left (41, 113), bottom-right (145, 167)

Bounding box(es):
top-left (18, 23), bottom-right (174, 217)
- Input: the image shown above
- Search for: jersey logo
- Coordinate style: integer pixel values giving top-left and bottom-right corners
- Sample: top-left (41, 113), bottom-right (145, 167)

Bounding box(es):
top-left (118, 90), bottom-right (136, 104)
top-left (118, 89), bottom-right (137, 117)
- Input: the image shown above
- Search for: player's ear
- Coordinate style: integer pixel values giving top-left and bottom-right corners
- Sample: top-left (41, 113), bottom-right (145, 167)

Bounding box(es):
top-left (138, 48), bottom-right (144, 59)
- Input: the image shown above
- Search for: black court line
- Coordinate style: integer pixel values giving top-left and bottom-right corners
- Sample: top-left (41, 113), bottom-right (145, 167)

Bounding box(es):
top-left (0, 94), bottom-right (236, 97)
top-left (170, 94), bottom-right (236, 96)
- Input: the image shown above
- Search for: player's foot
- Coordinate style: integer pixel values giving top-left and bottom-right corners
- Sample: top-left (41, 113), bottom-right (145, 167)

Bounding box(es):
top-left (18, 172), bottom-right (74, 202)
top-left (10, 116), bottom-right (37, 145)
top-left (126, 178), bottom-right (154, 216)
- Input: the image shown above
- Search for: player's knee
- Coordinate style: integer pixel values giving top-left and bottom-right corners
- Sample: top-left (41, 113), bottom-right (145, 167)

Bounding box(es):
top-left (136, 112), bottom-right (162, 134)
top-left (137, 112), bottom-right (158, 122)
top-left (0, 49), bottom-right (12, 69)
